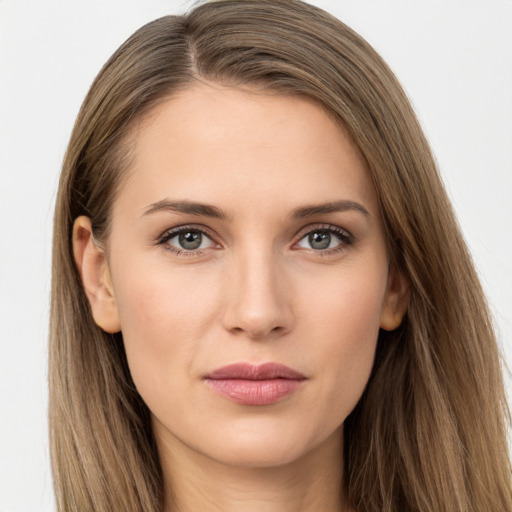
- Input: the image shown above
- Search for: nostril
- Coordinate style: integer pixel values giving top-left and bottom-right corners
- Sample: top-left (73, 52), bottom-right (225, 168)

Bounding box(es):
top-left (227, 322), bottom-right (287, 340)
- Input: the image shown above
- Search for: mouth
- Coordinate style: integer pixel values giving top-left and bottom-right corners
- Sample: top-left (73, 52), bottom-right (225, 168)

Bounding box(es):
top-left (204, 362), bottom-right (306, 406)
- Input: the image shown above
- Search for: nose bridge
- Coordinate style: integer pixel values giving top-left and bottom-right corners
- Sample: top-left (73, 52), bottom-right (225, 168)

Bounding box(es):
top-left (222, 239), bottom-right (293, 339)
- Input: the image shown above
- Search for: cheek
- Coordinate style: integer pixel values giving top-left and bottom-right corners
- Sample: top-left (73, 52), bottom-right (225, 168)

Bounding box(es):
top-left (111, 262), bottom-right (219, 397)
top-left (302, 263), bottom-right (386, 414)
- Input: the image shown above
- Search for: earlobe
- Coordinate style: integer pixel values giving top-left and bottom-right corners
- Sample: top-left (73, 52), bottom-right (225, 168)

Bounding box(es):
top-left (380, 264), bottom-right (409, 331)
top-left (72, 216), bottom-right (121, 333)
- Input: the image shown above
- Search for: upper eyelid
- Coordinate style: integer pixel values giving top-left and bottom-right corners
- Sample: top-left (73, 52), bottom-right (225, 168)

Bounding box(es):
top-left (293, 224), bottom-right (353, 243)
top-left (158, 224), bottom-right (217, 242)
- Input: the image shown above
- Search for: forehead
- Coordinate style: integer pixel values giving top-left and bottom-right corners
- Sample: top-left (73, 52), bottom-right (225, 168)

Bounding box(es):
top-left (115, 83), bottom-right (378, 220)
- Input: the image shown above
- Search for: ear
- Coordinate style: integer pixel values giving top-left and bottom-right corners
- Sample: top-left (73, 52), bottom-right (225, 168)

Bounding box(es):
top-left (380, 263), bottom-right (409, 331)
top-left (72, 216), bottom-right (121, 333)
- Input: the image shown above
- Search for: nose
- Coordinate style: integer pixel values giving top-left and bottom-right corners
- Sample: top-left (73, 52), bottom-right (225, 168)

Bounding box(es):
top-left (221, 247), bottom-right (294, 340)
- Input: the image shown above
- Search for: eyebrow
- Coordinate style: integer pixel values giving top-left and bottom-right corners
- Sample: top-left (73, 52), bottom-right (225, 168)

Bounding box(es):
top-left (143, 200), bottom-right (229, 220)
top-left (142, 198), bottom-right (370, 220)
top-left (290, 200), bottom-right (370, 219)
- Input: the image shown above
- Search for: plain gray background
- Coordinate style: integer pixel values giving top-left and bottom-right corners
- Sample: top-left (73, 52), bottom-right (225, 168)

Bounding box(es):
top-left (1, 1), bottom-right (511, 510)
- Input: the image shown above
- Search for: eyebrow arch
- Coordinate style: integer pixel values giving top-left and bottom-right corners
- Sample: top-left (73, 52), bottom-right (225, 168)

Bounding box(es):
top-left (290, 200), bottom-right (370, 219)
top-left (143, 200), bottom-right (229, 220)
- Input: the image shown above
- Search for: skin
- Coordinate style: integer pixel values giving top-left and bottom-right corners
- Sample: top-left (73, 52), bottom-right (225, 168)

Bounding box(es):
top-left (73, 83), bottom-right (408, 512)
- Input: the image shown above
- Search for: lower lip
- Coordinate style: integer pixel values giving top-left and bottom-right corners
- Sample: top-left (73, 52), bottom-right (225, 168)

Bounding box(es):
top-left (205, 378), bottom-right (304, 405)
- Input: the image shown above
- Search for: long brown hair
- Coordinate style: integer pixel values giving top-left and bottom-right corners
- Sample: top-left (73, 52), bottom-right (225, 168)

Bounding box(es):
top-left (49, 1), bottom-right (512, 510)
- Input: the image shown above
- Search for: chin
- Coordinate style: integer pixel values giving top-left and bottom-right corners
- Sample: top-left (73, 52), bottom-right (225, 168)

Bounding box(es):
top-left (211, 439), bottom-right (307, 468)
top-left (191, 418), bottom-right (341, 470)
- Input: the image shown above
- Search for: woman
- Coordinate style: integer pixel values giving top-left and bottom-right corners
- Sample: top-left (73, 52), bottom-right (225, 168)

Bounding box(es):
top-left (49, 0), bottom-right (512, 510)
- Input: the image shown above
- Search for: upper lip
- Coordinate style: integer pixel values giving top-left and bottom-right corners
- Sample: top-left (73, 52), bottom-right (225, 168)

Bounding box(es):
top-left (205, 362), bottom-right (306, 380)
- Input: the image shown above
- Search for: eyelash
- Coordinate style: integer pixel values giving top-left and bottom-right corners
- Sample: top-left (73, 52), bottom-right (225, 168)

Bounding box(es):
top-left (295, 224), bottom-right (354, 256)
top-left (157, 223), bottom-right (354, 257)
top-left (157, 225), bottom-right (219, 257)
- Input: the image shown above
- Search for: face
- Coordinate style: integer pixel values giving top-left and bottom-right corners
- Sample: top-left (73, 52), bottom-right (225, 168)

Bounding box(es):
top-left (76, 83), bottom-right (407, 470)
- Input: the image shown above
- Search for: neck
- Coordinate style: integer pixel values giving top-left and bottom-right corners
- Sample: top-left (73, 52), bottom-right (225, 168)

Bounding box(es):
top-left (156, 423), bottom-right (349, 512)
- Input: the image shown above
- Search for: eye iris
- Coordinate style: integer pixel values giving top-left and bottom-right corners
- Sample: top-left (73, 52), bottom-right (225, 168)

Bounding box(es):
top-left (309, 231), bottom-right (331, 250)
top-left (178, 231), bottom-right (202, 250)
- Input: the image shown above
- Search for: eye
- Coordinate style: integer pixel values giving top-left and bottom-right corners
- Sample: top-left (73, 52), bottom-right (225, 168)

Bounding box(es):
top-left (296, 226), bottom-right (353, 253)
top-left (158, 227), bottom-right (216, 254)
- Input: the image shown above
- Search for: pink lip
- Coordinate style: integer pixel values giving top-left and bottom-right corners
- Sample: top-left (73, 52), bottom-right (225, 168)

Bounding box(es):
top-left (204, 363), bottom-right (306, 406)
